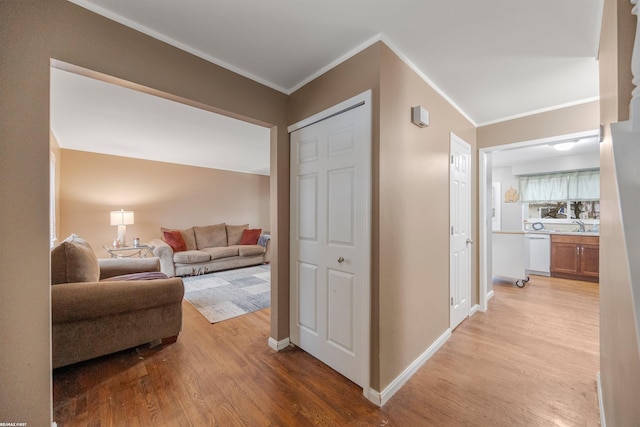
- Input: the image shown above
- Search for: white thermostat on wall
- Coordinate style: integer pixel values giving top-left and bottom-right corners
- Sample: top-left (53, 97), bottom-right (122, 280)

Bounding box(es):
top-left (411, 105), bottom-right (429, 128)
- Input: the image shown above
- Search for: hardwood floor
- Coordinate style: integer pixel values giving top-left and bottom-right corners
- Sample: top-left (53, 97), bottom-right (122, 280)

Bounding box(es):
top-left (53, 275), bottom-right (600, 426)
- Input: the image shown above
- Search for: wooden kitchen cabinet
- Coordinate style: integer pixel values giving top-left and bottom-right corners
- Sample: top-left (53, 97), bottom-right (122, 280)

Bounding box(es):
top-left (550, 234), bottom-right (599, 282)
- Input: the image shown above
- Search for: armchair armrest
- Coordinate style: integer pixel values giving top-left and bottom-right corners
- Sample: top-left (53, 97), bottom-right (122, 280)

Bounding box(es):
top-left (51, 278), bottom-right (184, 324)
top-left (98, 257), bottom-right (160, 280)
top-left (149, 238), bottom-right (176, 277)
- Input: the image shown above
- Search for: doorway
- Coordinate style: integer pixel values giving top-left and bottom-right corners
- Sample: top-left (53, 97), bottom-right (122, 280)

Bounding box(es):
top-left (478, 129), bottom-right (601, 310)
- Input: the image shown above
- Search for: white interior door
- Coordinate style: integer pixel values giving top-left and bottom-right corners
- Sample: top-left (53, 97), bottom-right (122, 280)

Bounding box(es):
top-left (289, 97), bottom-right (370, 389)
top-left (450, 133), bottom-right (471, 329)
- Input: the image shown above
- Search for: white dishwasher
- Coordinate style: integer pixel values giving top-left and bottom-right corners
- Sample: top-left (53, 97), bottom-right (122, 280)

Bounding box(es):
top-left (525, 233), bottom-right (551, 276)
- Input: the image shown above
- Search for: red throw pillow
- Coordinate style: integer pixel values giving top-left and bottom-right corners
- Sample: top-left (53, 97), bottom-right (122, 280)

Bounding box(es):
top-left (239, 228), bottom-right (262, 245)
top-left (163, 230), bottom-right (187, 252)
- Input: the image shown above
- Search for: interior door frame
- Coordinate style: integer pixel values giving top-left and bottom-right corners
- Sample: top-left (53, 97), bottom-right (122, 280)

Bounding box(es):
top-left (450, 132), bottom-right (472, 328)
top-left (287, 90), bottom-right (372, 403)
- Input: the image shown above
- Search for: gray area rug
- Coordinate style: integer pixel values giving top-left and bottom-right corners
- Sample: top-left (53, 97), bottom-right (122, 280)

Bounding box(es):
top-left (181, 264), bottom-right (270, 323)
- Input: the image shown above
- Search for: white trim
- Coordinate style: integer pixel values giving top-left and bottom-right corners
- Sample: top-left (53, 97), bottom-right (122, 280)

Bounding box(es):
top-left (287, 90), bottom-right (371, 133)
top-left (477, 97), bottom-right (600, 127)
top-left (470, 304), bottom-right (480, 316)
top-left (597, 372), bottom-right (606, 427)
top-left (479, 149), bottom-right (490, 313)
top-left (268, 337), bottom-right (291, 351)
top-left (368, 329), bottom-right (451, 407)
top-left (487, 290), bottom-right (495, 301)
top-left (380, 36), bottom-right (476, 126)
top-left (288, 35), bottom-right (383, 94)
top-left (288, 90), bottom-right (372, 402)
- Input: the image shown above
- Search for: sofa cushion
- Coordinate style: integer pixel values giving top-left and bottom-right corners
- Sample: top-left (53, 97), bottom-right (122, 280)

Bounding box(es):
top-left (163, 230), bottom-right (187, 252)
top-left (194, 223), bottom-right (227, 249)
top-left (239, 228), bottom-right (262, 245)
top-left (201, 246), bottom-right (239, 260)
top-left (161, 227), bottom-right (197, 251)
top-left (236, 245), bottom-right (266, 257)
top-left (226, 224), bottom-right (249, 246)
top-left (173, 250), bottom-right (211, 264)
top-left (51, 234), bottom-right (100, 285)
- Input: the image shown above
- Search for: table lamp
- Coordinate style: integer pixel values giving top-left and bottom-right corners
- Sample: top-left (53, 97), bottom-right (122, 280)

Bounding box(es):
top-left (110, 209), bottom-right (134, 247)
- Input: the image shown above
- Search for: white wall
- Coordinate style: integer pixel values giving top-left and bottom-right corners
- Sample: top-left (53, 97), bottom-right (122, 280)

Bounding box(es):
top-left (492, 166), bottom-right (522, 231)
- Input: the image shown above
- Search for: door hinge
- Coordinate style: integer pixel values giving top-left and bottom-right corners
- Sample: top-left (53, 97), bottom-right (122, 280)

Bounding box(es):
top-left (451, 154), bottom-right (454, 164)
top-left (451, 297), bottom-right (454, 306)
top-left (451, 226), bottom-right (454, 235)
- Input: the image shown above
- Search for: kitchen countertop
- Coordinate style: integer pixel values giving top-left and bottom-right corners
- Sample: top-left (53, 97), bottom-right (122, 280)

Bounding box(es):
top-left (493, 230), bottom-right (600, 236)
top-left (526, 230), bottom-right (600, 236)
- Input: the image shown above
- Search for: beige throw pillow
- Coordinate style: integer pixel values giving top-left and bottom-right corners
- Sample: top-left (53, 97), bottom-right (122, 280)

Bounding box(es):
top-left (193, 223), bottom-right (227, 249)
top-left (51, 234), bottom-right (100, 285)
top-left (226, 224), bottom-right (249, 246)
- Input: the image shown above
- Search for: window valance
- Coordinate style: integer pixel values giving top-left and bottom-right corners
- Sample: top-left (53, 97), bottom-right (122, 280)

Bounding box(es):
top-left (518, 170), bottom-right (599, 202)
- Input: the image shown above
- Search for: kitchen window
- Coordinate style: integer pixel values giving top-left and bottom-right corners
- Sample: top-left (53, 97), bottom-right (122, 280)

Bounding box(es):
top-left (519, 170), bottom-right (600, 220)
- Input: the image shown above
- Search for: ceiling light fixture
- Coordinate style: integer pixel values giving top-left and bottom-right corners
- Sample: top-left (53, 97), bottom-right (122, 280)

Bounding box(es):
top-left (552, 141), bottom-right (577, 151)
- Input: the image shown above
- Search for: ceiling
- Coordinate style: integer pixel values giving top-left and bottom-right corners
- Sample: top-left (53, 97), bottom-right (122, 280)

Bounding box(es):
top-left (491, 132), bottom-right (601, 168)
top-left (69, 0), bottom-right (603, 126)
top-left (50, 68), bottom-right (271, 175)
top-left (54, 0), bottom-right (604, 174)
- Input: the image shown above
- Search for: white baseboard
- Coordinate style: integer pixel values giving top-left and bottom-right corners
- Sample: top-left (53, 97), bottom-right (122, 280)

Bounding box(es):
top-left (470, 304), bottom-right (480, 316)
top-left (367, 329), bottom-right (451, 407)
top-left (268, 337), bottom-right (290, 351)
top-left (597, 372), bottom-right (606, 427)
top-left (487, 290), bottom-right (495, 301)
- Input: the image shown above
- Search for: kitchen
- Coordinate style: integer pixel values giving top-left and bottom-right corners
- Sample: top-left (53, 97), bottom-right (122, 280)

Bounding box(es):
top-left (490, 133), bottom-right (600, 286)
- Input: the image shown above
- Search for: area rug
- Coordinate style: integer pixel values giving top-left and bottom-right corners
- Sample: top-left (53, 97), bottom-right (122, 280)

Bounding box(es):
top-left (181, 264), bottom-right (270, 323)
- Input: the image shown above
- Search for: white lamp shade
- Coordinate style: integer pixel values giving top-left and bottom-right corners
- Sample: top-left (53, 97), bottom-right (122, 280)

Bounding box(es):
top-left (110, 210), bottom-right (134, 225)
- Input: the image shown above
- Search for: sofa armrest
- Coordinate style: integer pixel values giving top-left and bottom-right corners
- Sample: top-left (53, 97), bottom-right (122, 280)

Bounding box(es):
top-left (149, 238), bottom-right (176, 277)
top-left (98, 258), bottom-right (160, 280)
top-left (263, 238), bottom-right (272, 264)
top-left (51, 278), bottom-right (184, 324)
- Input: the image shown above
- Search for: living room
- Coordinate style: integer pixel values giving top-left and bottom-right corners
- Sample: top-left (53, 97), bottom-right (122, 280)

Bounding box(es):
top-left (50, 66), bottom-right (271, 258)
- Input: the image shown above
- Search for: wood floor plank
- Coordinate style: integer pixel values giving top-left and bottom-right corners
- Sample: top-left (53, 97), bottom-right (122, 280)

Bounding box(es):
top-left (53, 274), bottom-right (600, 426)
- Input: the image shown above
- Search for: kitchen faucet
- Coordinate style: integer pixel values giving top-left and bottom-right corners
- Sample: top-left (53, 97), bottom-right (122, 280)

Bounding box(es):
top-left (573, 219), bottom-right (586, 232)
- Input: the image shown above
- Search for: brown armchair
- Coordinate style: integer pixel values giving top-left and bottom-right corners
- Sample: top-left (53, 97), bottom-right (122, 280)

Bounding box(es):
top-left (51, 235), bottom-right (184, 368)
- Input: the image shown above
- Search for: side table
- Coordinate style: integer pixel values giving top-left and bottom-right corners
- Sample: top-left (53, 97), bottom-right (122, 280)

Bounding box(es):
top-left (104, 244), bottom-right (154, 258)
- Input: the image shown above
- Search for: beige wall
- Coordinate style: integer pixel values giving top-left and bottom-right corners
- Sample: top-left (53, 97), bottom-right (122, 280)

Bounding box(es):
top-left (598, 0), bottom-right (640, 425)
top-left (289, 41), bottom-right (476, 391)
top-left (477, 100), bottom-right (600, 149)
top-left (59, 150), bottom-right (270, 257)
top-left (378, 44), bottom-right (476, 388)
top-left (0, 1), bottom-right (288, 424)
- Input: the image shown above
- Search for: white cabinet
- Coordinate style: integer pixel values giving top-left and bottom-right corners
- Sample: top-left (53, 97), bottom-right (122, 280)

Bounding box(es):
top-left (525, 233), bottom-right (550, 276)
top-left (492, 231), bottom-right (527, 284)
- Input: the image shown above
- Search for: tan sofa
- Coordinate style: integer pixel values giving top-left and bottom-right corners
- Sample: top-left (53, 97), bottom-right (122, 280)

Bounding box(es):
top-left (51, 235), bottom-right (184, 369)
top-left (149, 223), bottom-right (271, 277)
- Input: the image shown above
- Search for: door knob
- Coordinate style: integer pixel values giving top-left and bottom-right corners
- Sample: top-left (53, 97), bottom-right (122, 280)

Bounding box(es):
top-left (338, 256), bottom-right (345, 263)
top-left (466, 239), bottom-right (474, 245)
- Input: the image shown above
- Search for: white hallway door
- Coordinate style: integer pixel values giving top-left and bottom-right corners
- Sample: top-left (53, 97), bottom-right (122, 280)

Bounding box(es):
top-left (289, 98), bottom-right (371, 389)
top-left (450, 133), bottom-right (472, 329)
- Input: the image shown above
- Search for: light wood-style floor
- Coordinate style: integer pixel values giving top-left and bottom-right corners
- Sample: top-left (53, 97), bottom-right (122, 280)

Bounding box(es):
top-left (53, 275), bottom-right (600, 426)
